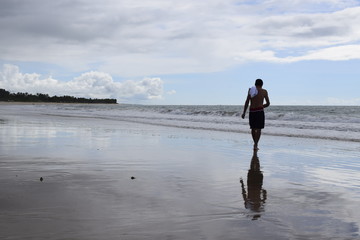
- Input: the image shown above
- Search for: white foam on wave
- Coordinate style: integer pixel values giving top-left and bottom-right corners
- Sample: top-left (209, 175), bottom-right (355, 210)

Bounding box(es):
top-left (8, 104), bottom-right (360, 142)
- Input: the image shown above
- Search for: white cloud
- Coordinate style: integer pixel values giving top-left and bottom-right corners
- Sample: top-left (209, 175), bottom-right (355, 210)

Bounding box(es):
top-left (259, 0), bottom-right (359, 13)
top-left (326, 97), bottom-right (360, 105)
top-left (117, 77), bottom-right (164, 100)
top-left (166, 90), bottom-right (176, 95)
top-left (0, 64), bottom-right (164, 102)
top-left (285, 45), bottom-right (360, 62)
top-left (235, 44), bottom-right (360, 63)
top-left (253, 6), bottom-right (360, 46)
top-left (0, 1), bottom-right (360, 76)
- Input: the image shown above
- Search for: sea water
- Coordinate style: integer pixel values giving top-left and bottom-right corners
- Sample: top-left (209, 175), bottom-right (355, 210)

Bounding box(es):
top-left (11, 104), bottom-right (360, 142)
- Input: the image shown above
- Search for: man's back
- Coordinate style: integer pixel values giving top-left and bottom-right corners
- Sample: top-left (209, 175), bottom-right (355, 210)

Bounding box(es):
top-left (250, 88), bottom-right (268, 109)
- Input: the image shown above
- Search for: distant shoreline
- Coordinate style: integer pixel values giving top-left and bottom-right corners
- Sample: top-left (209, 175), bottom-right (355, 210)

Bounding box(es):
top-left (0, 101), bottom-right (118, 105)
top-left (0, 89), bottom-right (117, 104)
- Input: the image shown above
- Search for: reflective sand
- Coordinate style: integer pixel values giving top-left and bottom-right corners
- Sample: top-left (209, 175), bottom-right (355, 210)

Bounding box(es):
top-left (0, 106), bottom-right (359, 239)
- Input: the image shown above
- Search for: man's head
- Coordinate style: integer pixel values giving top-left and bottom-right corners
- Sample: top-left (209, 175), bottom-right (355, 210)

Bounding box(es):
top-left (255, 79), bottom-right (263, 87)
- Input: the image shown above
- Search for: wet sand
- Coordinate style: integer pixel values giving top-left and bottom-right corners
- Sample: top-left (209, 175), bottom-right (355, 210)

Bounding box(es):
top-left (0, 106), bottom-right (359, 239)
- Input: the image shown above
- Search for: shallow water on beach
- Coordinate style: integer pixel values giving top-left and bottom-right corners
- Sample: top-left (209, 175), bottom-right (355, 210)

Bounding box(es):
top-left (0, 105), bottom-right (359, 239)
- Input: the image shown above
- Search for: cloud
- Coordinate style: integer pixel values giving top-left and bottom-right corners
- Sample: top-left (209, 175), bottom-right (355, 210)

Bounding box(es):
top-left (254, 6), bottom-right (360, 46)
top-left (326, 97), bottom-right (360, 105)
top-left (166, 90), bottom-right (176, 95)
top-left (234, 44), bottom-right (360, 63)
top-left (286, 45), bottom-right (360, 62)
top-left (0, 64), bottom-right (164, 102)
top-left (258, 0), bottom-right (359, 13)
top-left (1, 0), bottom-right (360, 76)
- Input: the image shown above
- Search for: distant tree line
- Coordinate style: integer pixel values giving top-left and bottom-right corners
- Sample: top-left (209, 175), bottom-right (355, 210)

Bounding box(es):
top-left (0, 88), bottom-right (117, 104)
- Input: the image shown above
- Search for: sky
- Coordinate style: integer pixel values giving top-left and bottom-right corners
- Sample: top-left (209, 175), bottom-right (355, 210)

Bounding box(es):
top-left (0, 0), bottom-right (360, 105)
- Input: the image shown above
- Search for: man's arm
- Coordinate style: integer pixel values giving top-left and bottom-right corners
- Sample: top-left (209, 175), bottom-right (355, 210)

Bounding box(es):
top-left (241, 91), bottom-right (251, 119)
top-left (263, 90), bottom-right (270, 108)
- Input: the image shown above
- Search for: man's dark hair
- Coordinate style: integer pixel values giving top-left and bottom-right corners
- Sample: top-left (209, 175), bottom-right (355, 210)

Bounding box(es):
top-left (255, 79), bottom-right (263, 87)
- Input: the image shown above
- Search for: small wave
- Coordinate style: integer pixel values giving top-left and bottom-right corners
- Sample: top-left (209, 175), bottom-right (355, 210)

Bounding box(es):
top-left (33, 104), bottom-right (360, 142)
top-left (130, 105), bottom-right (360, 124)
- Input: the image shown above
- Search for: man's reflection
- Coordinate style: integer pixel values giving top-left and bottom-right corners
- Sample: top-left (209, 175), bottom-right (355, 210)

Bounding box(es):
top-left (240, 150), bottom-right (267, 220)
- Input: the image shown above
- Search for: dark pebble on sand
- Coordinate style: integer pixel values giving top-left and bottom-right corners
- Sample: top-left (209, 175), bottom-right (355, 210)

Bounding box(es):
top-left (40, 177), bottom-right (43, 182)
top-left (131, 176), bottom-right (136, 180)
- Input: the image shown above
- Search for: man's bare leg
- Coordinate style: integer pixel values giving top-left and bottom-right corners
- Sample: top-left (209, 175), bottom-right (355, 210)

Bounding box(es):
top-left (256, 129), bottom-right (261, 149)
top-left (252, 129), bottom-right (261, 150)
top-left (251, 129), bottom-right (257, 149)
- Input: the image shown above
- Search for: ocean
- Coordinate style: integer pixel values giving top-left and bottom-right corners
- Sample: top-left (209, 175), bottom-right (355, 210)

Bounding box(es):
top-left (15, 104), bottom-right (360, 142)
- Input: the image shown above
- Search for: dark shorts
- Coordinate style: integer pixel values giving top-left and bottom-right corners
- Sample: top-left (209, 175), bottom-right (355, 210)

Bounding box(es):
top-left (249, 110), bottom-right (265, 129)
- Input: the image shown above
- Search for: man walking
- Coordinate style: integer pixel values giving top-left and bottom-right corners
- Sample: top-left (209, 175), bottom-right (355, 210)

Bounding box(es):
top-left (241, 79), bottom-right (270, 150)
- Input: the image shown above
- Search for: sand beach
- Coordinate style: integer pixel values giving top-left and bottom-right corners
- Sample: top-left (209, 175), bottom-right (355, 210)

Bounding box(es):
top-left (0, 104), bottom-right (359, 239)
